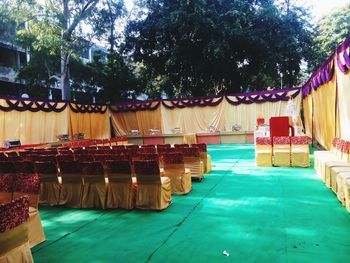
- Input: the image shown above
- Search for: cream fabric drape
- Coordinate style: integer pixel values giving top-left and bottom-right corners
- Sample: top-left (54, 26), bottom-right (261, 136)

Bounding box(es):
top-left (312, 75), bottom-right (337, 150)
top-left (161, 101), bottom-right (226, 134)
top-left (69, 110), bottom-right (110, 139)
top-left (225, 93), bottom-right (302, 131)
top-left (303, 95), bottom-right (313, 138)
top-left (111, 107), bottom-right (162, 136)
top-left (0, 100), bottom-right (69, 145)
top-left (336, 50), bottom-right (350, 140)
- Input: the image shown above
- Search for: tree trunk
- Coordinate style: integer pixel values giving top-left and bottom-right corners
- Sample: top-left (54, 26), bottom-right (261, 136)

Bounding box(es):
top-left (61, 51), bottom-right (71, 100)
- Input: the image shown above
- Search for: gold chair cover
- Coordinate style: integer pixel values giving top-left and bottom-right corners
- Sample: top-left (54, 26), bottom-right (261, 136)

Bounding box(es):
top-left (336, 172), bottom-right (350, 205)
top-left (39, 173), bottom-right (60, 206)
top-left (291, 145), bottom-right (310, 167)
top-left (206, 154), bottom-right (212, 173)
top-left (82, 173), bottom-right (107, 209)
top-left (0, 222), bottom-right (33, 263)
top-left (106, 173), bottom-right (136, 210)
top-left (163, 164), bottom-right (192, 195)
top-left (273, 144), bottom-right (290, 167)
top-left (59, 173), bottom-right (83, 208)
top-left (255, 145), bottom-right (272, 167)
top-left (184, 157), bottom-right (204, 179)
top-left (135, 174), bottom-right (171, 210)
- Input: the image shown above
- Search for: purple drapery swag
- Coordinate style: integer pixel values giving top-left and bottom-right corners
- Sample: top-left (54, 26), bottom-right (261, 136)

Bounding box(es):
top-left (0, 97), bottom-right (68, 112)
top-left (69, 103), bottom-right (107, 114)
top-left (302, 36), bottom-right (350, 98)
top-left (109, 100), bottom-right (161, 113)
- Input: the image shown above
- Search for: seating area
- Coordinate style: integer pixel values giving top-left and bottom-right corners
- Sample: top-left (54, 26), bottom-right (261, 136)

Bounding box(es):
top-left (255, 135), bottom-right (310, 167)
top-left (0, 143), bottom-right (212, 212)
top-left (314, 138), bottom-right (350, 212)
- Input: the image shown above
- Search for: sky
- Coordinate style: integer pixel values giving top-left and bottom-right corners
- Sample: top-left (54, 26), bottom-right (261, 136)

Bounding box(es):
top-left (296, 0), bottom-right (350, 20)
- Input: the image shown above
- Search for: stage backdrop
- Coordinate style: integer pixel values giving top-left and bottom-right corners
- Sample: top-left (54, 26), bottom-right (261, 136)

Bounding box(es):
top-left (110, 89), bottom-right (302, 136)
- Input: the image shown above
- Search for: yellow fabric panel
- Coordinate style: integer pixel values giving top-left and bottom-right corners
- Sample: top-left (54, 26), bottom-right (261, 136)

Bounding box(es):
top-left (136, 107), bottom-right (163, 134)
top-left (160, 102), bottom-right (226, 134)
top-left (312, 75), bottom-right (336, 150)
top-left (336, 53), bottom-right (350, 140)
top-left (111, 111), bottom-right (138, 136)
top-left (111, 107), bottom-right (162, 136)
top-left (303, 95), bottom-right (312, 137)
top-left (224, 92), bottom-right (302, 131)
top-left (0, 100), bottom-right (69, 145)
top-left (69, 110), bottom-right (110, 139)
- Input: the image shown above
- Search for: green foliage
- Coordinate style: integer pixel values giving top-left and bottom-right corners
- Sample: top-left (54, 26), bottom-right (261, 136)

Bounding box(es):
top-left (124, 0), bottom-right (313, 97)
top-left (309, 4), bottom-right (350, 70)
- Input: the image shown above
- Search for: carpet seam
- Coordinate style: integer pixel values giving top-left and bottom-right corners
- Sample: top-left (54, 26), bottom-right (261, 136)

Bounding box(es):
top-left (144, 158), bottom-right (241, 263)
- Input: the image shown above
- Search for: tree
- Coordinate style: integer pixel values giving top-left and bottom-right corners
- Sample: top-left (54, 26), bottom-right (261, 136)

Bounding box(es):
top-left (13, 0), bottom-right (99, 100)
top-left (309, 4), bottom-right (350, 70)
top-left (124, 0), bottom-right (313, 97)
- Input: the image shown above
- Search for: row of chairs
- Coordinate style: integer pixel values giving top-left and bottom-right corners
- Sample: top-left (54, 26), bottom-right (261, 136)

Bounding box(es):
top-left (61, 137), bottom-right (128, 148)
top-left (0, 196), bottom-right (34, 262)
top-left (0, 157), bottom-right (190, 210)
top-left (314, 138), bottom-right (350, 212)
top-left (255, 136), bottom-right (310, 167)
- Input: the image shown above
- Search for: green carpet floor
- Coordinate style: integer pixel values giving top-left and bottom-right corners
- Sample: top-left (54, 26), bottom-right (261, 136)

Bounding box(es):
top-left (32, 144), bottom-right (350, 262)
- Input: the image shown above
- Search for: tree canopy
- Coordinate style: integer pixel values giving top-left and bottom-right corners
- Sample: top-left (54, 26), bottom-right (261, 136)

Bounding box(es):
top-left (0, 0), bottom-right (349, 102)
top-left (309, 4), bottom-right (350, 70)
top-left (124, 0), bottom-right (313, 98)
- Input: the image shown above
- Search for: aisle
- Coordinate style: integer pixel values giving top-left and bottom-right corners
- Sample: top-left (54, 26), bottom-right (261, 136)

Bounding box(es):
top-left (33, 144), bottom-right (350, 263)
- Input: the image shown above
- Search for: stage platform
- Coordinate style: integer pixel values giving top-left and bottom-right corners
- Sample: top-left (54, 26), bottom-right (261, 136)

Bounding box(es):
top-left (126, 131), bottom-right (254, 145)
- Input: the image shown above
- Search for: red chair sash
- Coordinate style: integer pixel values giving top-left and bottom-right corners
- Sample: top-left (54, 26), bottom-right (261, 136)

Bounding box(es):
top-left (0, 196), bottom-right (29, 233)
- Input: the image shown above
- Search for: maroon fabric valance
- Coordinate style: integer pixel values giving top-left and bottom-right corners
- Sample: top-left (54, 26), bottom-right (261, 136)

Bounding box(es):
top-left (0, 97), bottom-right (68, 112)
top-left (69, 103), bottom-right (107, 114)
top-left (109, 100), bottom-right (161, 113)
top-left (162, 96), bottom-right (223, 109)
top-left (225, 88), bottom-right (300, 105)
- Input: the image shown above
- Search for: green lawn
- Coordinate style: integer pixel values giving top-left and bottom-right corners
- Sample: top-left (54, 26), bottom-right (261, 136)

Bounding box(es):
top-left (32, 144), bottom-right (350, 263)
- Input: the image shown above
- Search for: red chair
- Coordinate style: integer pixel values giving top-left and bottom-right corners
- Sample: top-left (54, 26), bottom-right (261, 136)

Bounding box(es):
top-left (0, 196), bottom-right (33, 262)
top-left (111, 145), bottom-right (126, 150)
top-left (0, 162), bottom-right (15, 174)
top-left (75, 154), bottom-right (94, 162)
top-left (14, 161), bottom-right (35, 174)
top-left (7, 156), bottom-right (23, 162)
top-left (105, 160), bottom-right (135, 209)
top-left (134, 160), bottom-right (171, 210)
top-left (141, 144), bottom-right (155, 148)
top-left (270, 116), bottom-right (293, 137)
top-left (36, 155), bottom-right (57, 163)
top-left (139, 147), bottom-right (157, 154)
top-left (140, 153), bottom-right (159, 161)
top-left (58, 161), bottom-right (83, 208)
top-left (81, 162), bottom-right (106, 209)
top-left (56, 154), bottom-right (74, 163)
top-left (174, 144), bottom-right (189, 149)
top-left (35, 161), bottom-right (60, 206)
top-left (156, 144), bottom-right (171, 149)
top-left (5, 151), bottom-right (18, 157)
